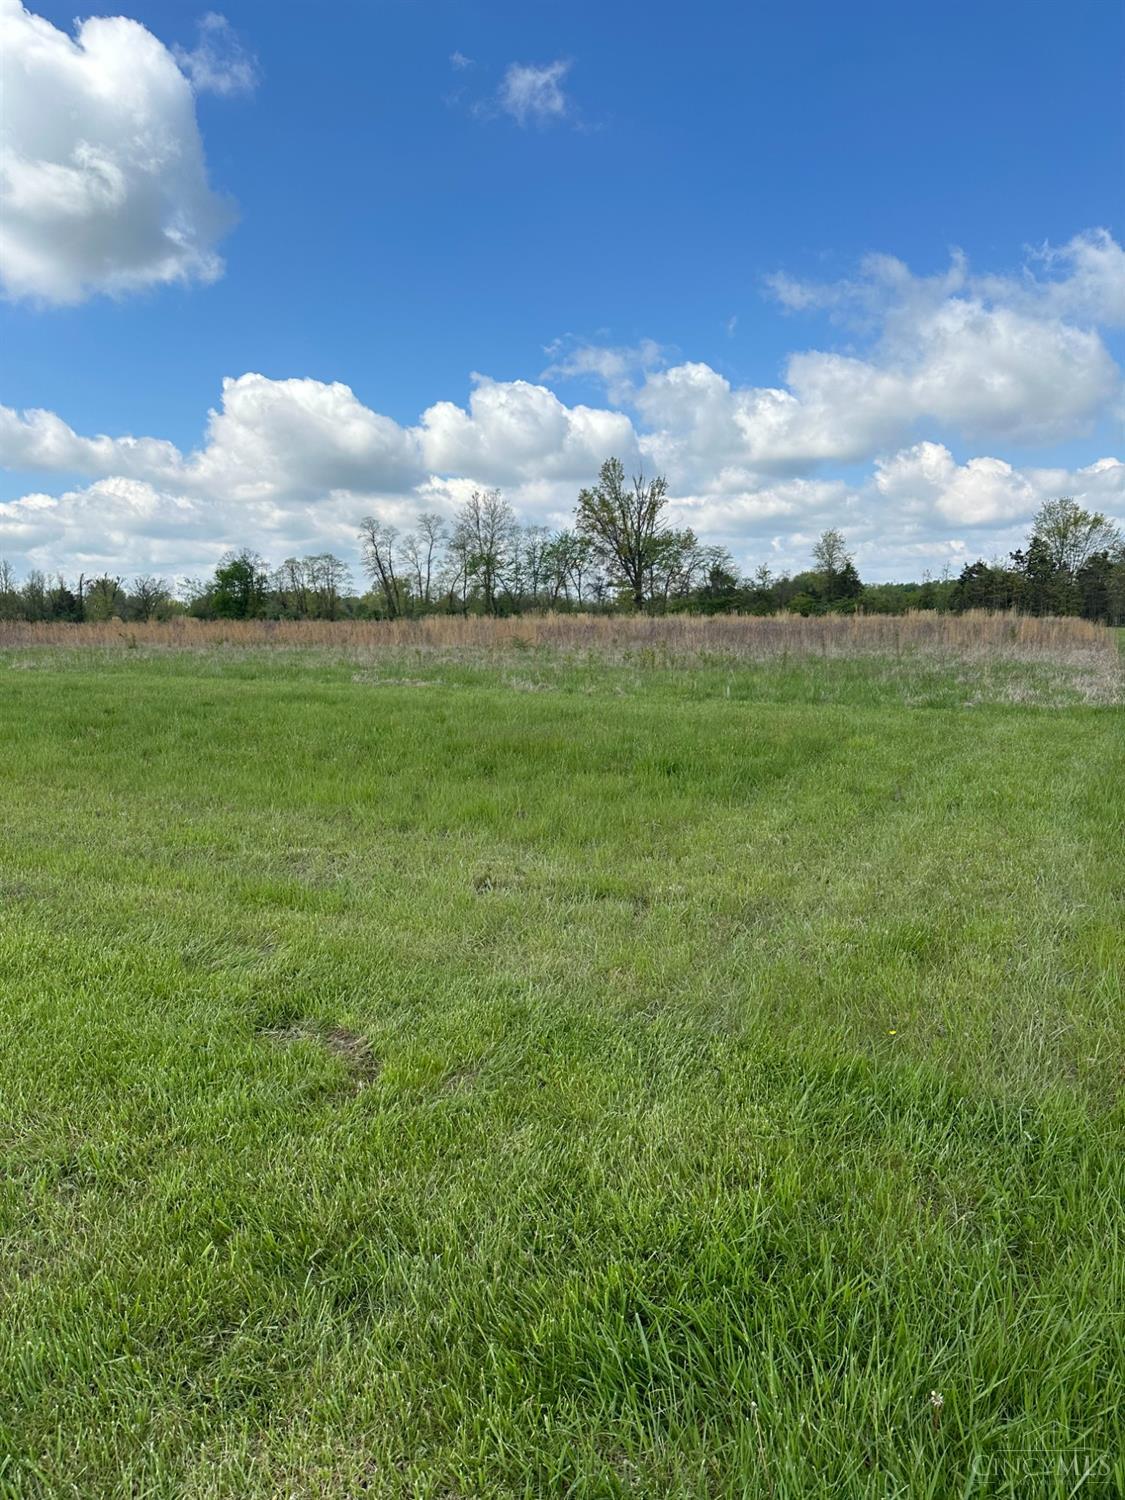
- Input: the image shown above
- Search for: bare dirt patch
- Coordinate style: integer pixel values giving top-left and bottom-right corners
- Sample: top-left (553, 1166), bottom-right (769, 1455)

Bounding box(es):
top-left (258, 1021), bottom-right (381, 1092)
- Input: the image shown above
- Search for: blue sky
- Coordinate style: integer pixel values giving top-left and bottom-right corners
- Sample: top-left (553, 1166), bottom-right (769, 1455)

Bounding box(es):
top-left (1, 0), bottom-right (1122, 581)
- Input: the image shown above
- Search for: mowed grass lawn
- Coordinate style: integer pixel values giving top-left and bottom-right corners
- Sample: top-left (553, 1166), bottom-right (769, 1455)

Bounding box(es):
top-left (0, 647), bottom-right (1122, 1498)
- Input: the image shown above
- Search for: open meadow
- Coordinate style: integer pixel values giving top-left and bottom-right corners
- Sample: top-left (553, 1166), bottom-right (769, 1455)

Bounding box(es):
top-left (0, 614), bottom-right (1122, 1498)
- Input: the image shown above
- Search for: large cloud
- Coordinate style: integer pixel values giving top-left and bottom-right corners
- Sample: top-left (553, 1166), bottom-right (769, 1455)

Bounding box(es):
top-left (0, 0), bottom-right (236, 303)
top-left (0, 373), bottom-right (637, 502)
top-left (0, 474), bottom-right (375, 577)
top-left (191, 376), bottom-right (421, 500)
top-left (0, 478), bottom-right (204, 564)
top-left (875, 443), bottom-right (1125, 529)
top-left (0, 403), bottom-right (184, 482)
top-left (418, 377), bottom-right (638, 483)
top-left (0, 373), bottom-right (647, 574)
top-left (2, 234), bottom-right (1123, 579)
top-left (632, 233), bottom-right (1123, 480)
top-left (3, 429), bottom-right (1118, 584)
top-left (2, 370), bottom-right (1122, 581)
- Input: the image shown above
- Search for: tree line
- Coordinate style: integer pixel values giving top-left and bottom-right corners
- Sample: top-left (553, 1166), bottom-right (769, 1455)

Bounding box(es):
top-left (1, 459), bottom-right (1122, 624)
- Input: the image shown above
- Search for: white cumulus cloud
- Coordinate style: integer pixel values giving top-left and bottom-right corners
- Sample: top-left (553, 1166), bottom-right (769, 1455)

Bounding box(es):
top-left (875, 442), bottom-right (1125, 529)
top-left (0, 477), bottom-right (207, 571)
top-left (191, 375), bottom-right (422, 500)
top-left (1, 235), bottom-right (1123, 580)
top-left (418, 376), bottom-right (638, 483)
top-left (628, 235), bottom-right (1123, 482)
top-left (0, 0), bottom-right (238, 304)
top-left (874, 443), bottom-right (1039, 526)
top-left (2, 368), bottom-right (1122, 583)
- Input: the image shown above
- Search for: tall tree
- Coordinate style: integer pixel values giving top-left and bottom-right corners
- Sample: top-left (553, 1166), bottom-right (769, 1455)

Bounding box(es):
top-left (50, 574), bottom-right (85, 622)
top-left (812, 528), bottom-right (849, 576)
top-left (85, 575), bottom-right (124, 621)
top-left (538, 529), bottom-right (599, 606)
top-left (520, 525), bottom-right (552, 607)
top-left (646, 529), bottom-right (706, 607)
top-left (1030, 498), bottom-right (1121, 575)
top-left (453, 489), bottom-right (516, 615)
top-left (575, 457), bottom-right (669, 610)
top-left (1076, 551), bottom-right (1121, 623)
top-left (693, 548), bottom-right (743, 613)
top-left (22, 571), bottom-right (48, 620)
top-left (950, 559), bottom-right (1018, 613)
top-left (358, 518), bottom-right (403, 618)
top-left (275, 557), bottom-right (312, 618)
top-left (0, 560), bottom-right (19, 621)
top-left (307, 554), bottom-right (351, 619)
top-left (131, 575), bottom-right (170, 621)
top-left (401, 513), bottom-right (446, 609)
top-left (211, 550), bottom-right (268, 619)
top-left (812, 528), bottom-right (862, 603)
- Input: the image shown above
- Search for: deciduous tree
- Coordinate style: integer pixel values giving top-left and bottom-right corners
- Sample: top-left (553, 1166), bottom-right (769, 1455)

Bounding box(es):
top-left (358, 518), bottom-right (404, 618)
top-left (211, 550), bottom-right (268, 619)
top-left (1030, 498), bottom-right (1121, 575)
top-left (575, 457), bottom-right (669, 610)
top-left (131, 575), bottom-right (170, 621)
top-left (453, 489), bottom-right (516, 615)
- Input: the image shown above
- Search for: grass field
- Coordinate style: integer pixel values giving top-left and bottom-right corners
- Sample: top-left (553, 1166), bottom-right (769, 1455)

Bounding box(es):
top-left (0, 626), bottom-right (1122, 1497)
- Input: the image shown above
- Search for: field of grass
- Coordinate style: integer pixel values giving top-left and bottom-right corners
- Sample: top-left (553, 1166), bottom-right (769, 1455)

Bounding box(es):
top-left (0, 629), bottom-right (1122, 1497)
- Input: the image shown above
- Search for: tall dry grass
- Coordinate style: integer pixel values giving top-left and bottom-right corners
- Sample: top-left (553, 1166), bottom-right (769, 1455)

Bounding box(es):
top-left (0, 609), bottom-right (1115, 659)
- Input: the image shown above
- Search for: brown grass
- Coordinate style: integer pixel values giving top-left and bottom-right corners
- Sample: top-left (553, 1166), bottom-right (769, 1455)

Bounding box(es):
top-left (0, 609), bottom-right (1113, 658)
top-left (3, 610), bottom-right (1120, 703)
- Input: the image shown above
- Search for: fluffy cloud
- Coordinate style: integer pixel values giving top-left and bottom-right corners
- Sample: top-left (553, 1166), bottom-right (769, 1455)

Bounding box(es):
top-left (191, 376), bottom-right (421, 500)
top-left (875, 442), bottom-right (1125, 529)
top-left (629, 234), bottom-right (1123, 482)
top-left (668, 475), bottom-right (854, 543)
top-left (0, 0), bottom-right (236, 303)
top-left (418, 377), bottom-right (637, 483)
top-left (0, 478), bottom-right (206, 571)
top-left (874, 443), bottom-right (1039, 527)
top-left (0, 375), bottom-right (554, 574)
top-left (498, 61), bottom-right (570, 126)
top-left (2, 371), bottom-right (1122, 582)
top-left (0, 403), bottom-right (184, 483)
top-left (969, 230), bottom-right (1125, 330)
top-left (0, 373), bottom-right (637, 503)
top-left (0, 373), bottom-right (644, 572)
top-left (2, 234), bottom-right (1123, 579)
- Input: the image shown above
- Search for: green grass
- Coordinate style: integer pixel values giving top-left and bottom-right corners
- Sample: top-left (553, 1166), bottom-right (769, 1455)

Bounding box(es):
top-left (0, 645), bottom-right (1122, 1497)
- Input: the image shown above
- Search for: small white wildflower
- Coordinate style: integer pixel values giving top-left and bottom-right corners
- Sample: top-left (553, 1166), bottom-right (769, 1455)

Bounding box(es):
top-left (929, 1390), bottom-right (944, 1429)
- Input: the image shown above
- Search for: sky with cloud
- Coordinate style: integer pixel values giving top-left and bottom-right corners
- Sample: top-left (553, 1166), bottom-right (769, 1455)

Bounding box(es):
top-left (1, 0), bottom-right (1121, 582)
